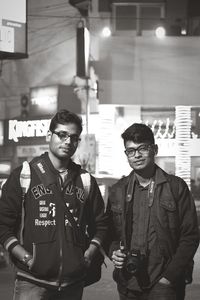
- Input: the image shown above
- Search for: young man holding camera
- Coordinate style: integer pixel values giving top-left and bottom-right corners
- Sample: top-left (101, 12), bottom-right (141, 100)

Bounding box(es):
top-left (108, 123), bottom-right (199, 300)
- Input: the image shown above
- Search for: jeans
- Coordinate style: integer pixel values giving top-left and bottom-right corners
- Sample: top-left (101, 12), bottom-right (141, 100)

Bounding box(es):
top-left (13, 279), bottom-right (84, 300)
top-left (118, 281), bottom-right (182, 300)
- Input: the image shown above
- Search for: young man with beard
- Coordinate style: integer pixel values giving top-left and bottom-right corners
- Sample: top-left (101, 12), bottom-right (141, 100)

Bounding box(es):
top-left (0, 109), bottom-right (108, 300)
top-left (108, 123), bottom-right (199, 300)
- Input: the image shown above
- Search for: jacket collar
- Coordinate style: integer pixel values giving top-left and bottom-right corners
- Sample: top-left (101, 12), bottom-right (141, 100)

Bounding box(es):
top-left (129, 165), bottom-right (176, 209)
top-left (154, 165), bottom-right (168, 185)
top-left (31, 152), bottom-right (81, 188)
top-left (129, 164), bottom-right (167, 187)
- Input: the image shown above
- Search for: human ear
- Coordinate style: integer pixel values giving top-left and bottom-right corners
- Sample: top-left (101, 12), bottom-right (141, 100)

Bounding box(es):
top-left (153, 144), bottom-right (158, 155)
top-left (46, 130), bottom-right (52, 142)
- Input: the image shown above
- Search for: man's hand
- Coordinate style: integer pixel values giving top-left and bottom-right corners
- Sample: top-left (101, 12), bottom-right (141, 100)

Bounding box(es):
top-left (84, 244), bottom-right (98, 267)
top-left (159, 277), bottom-right (171, 285)
top-left (26, 257), bottom-right (34, 269)
top-left (112, 249), bottom-right (126, 269)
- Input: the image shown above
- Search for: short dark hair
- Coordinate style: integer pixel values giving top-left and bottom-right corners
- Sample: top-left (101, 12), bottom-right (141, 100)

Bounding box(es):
top-left (121, 123), bottom-right (155, 144)
top-left (49, 109), bottom-right (83, 133)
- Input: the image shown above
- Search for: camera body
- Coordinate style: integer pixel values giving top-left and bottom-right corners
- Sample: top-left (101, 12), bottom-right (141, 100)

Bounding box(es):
top-left (125, 249), bottom-right (143, 275)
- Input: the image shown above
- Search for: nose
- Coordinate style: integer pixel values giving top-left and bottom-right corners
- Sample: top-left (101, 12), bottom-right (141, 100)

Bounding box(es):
top-left (63, 136), bottom-right (71, 143)
top-left (134, 149), bottom-right (141, 157)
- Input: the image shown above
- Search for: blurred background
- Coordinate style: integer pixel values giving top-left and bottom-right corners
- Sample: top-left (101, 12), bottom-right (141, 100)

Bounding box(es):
top-left (0, 0), bottom-right (200, 299)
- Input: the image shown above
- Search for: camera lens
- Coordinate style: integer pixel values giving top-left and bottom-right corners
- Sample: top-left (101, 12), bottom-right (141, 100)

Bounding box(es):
top-left (125, 250), bottom-right (141, 275)
top-left (126, 262), bottom-right (137, 274)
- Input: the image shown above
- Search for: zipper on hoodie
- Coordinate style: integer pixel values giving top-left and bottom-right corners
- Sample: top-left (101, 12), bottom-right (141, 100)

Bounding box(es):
top-left (57, 228), bottom-right (63, 290)
top-left (56, 187), bottom-right (65, 289)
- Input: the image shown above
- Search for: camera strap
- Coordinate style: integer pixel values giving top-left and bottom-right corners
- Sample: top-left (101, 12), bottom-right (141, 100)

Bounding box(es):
top-left (135, 179), bottom-right (156, 255)
top-left (141, 179), bottom-right (155, 254)
top-left (124, 173), bottom-right (156, 254)
top-left (124, 172), bottom-right (135, 250)
top-left (126, 174), bottom-right (155, 206)
top-left (148, 179), bottom-right (155, 208)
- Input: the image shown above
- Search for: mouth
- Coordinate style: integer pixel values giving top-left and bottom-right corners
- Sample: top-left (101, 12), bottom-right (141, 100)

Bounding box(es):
top-left (60, 147), bottom-right (71, 153)
top-left (134, 159), bottom-right (145, 165)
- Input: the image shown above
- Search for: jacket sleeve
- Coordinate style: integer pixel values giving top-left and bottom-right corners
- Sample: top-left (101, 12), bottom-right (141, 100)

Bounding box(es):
top-left (106, 181), bottom-right (126, 259)
top-left (86, 176), bottom-right (109, 248)
top-left (0, 167), bottom-right (23, 252)
top-left (163, 178), bottom-right (200, 283)
top-left (106, 199), bottom-right (121, 259)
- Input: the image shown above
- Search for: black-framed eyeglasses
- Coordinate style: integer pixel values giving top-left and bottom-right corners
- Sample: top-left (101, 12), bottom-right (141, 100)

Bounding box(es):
top-left (124, 144), bottom-right (152, 158)
top-left (52, 131), bottom-right (80, 143)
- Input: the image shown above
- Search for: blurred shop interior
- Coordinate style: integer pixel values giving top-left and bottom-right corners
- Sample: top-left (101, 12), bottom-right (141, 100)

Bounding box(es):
top-left (0, 0), bottom-right (200, 203)
top-left (0, 96), bottom-right (200, 203)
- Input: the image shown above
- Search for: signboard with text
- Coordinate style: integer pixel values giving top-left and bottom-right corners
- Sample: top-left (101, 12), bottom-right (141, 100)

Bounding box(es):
top-left (0, 0), bottom-right (27, 59)
top-left (30, 86), bottom-right (58, 117)
top-left (4, 119), bottom-right (51, 145)
top-left (29, 85), bottom-right (81, 117)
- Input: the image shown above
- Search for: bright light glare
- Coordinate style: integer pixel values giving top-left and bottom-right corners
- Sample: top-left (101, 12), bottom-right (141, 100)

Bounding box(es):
top-left (84, 27), bottom-right (90, 75)
top-left (102, 26), bottom-right (111, 38)
top-left (181, 29), bottom-right (187, 35)
top-left (155, 26), bottom-right (166, 39)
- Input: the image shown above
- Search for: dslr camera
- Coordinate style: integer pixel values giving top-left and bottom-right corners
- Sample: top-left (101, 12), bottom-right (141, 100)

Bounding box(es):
top-left (125, 249), bottom-right (143, 275)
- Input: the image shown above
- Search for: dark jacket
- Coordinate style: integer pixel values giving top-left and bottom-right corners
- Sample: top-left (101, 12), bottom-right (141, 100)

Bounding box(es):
top-left (0, 153), bottom-right (108, 288)
top-left (108, 165), bottom-right (199, 285)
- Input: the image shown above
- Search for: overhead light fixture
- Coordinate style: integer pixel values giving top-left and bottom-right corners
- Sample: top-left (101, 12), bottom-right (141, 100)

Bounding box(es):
top-left (155, 26), bottom-right (166, 39)
top-left (101, 26), bottom-right (111, 38)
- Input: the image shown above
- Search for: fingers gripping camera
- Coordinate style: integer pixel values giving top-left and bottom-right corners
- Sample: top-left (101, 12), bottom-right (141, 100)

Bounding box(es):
top-left (119, 242), bottom-right (145, 275)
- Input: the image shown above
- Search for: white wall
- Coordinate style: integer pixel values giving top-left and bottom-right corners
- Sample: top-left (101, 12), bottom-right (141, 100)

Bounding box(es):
top-left (94, 35), bottom-right (200, 106)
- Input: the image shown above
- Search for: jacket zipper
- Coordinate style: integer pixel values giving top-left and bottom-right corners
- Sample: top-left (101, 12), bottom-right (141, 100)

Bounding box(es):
top-left (57, 228), bottom-right (63, 290)
top-left (56, 188), bottom-right (65, 290)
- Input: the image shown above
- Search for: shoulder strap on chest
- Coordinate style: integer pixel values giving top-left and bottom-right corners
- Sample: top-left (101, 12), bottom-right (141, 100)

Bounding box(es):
top-left (20, 162), bottom-right (92, 198)
top-left (80, 172), bottom-right (91, 199)
top-left (19, 161), bottom-right (31, 244)
top-left (20, 161), bottom-right (31, 195)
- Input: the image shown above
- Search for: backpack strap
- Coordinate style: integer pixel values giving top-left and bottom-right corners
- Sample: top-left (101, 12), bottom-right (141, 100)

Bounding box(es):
top-left (19, 161), bottom-right (31, 244)
top-left (80, 172), bottom-right (91, 199)
top-left (20, 161), bottom-right (31, 195)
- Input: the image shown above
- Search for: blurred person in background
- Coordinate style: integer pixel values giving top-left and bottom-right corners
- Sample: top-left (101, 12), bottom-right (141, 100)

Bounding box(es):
top-left (107, 123), bottom-right (199, 300)
top-left (0, 109), bottom-right (108, 300)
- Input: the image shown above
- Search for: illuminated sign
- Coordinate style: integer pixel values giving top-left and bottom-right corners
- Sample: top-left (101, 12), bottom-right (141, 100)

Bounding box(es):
top-left (0, 121), bottom-right (4, 145)
top-left (0, 0), bottom-right (27, 59)
top-left (8, 119), bottom-right (51, 142)
top-left (29, 86), bottom-right (58, 117)
top-left (31, 96), bottom-right (56, 106)
top-left (147, 118), bottom-right (176, 139)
